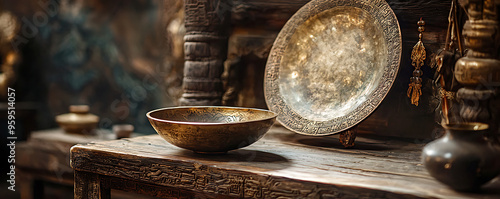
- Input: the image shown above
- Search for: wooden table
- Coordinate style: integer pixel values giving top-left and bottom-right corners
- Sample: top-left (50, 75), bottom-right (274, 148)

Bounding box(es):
top-left (70, 126), bottom-right (500, 199)
top-left (16, 128), bottom-right (140, 199)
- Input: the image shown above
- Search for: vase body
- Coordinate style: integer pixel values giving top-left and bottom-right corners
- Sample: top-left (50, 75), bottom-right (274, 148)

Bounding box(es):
top-left (422, 123), bottom-right (500, 191)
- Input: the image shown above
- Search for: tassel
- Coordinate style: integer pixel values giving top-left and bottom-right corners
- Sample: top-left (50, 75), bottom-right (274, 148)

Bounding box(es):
top-left (408, 18), bottom-right (426, 106)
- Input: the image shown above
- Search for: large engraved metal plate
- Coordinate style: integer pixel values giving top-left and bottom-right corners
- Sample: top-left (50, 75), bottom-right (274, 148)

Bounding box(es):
top-left (264, 0), bottom-right (401, 135)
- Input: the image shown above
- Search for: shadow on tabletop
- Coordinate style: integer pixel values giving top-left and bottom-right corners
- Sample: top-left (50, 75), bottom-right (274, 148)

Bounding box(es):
top-left (173, 149), bottom-right (292, 171)
top-left (295, 135), bottom-right (395, 151)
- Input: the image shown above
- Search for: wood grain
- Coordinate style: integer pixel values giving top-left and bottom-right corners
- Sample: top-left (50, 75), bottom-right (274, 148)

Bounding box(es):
top-left (16, 129), bottom-right (140, 199)
top-left (17, 129), bottom-right (118, 174)
top-left (232, 0), bottom-right (450, 45)
top-left (71, 126), bottom-right (500, 199)
top-left (179, 0), bottom-right (231, 106)
top-left (107, 176), bottom-right (233, 199)
top-left (74, 171), bottom-right (110, 199)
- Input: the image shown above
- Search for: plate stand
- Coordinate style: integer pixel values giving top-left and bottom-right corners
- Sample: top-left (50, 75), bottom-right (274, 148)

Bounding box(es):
top-left (339, 125), bottom-right (357, 148)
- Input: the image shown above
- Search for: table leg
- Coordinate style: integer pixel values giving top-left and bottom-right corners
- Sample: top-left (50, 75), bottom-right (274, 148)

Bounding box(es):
top-left (18, 171), bottom-right (44, 199)
top-left (74, 170), bottom-right (110, 199)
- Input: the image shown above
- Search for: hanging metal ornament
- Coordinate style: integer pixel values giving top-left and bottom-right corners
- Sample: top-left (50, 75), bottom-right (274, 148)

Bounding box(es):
top-left (408, 18), bottom-right (426, 106)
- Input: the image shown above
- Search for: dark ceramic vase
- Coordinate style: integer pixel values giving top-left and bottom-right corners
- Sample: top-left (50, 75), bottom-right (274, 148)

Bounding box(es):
top-left (422, 123), bottom-right (500, 191)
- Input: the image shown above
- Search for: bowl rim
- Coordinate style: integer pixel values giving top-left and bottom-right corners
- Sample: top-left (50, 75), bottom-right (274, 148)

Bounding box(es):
top-left (146, 106), bottom-right (277, 125)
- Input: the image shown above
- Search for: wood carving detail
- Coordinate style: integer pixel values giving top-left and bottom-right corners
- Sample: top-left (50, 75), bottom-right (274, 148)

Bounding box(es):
top-left (455, 0), bottom-right (500, 139)
top-left (185, 0), bottom-right (210, 26)
top-left (71, 148), bottom-right (418, 199)
top-left (180, 0), bottom-right (231, 106)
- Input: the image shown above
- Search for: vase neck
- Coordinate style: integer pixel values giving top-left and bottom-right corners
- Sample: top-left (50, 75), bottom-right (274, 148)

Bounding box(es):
top-left (446, 130), bottom-right (486, 142)
top-left (442, 123), bottom-right (489, 142)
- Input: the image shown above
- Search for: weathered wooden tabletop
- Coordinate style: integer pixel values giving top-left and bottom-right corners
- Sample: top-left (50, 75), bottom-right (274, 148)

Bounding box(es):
top-left (17, 129), bottom-right (143, 199)
top-left (70, 126), bottom-right (500, 199)
top-left (18, 128), bottom-right (121, 175)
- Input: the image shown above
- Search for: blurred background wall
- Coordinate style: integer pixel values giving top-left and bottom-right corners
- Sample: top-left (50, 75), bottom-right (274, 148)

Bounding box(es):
top-left (1, 2), bottom-right (184, 197)
top-left (1, 0), bottom-right (185, 135)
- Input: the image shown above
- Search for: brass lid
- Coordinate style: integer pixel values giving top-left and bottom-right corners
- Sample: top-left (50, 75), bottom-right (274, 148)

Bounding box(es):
top-left (56, 105), bottom-right (99, 124)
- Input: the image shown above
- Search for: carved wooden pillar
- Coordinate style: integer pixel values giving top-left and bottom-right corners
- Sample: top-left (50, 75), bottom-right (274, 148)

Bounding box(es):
top-left (455, 0), bottom-right (500, 138)
top-left (179, 0), bottom-right (231, 106)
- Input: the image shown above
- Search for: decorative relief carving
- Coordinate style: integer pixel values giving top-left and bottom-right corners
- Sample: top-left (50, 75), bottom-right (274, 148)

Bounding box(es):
top-left (454, 0), bottom-right (500, 139)
top-left (184, 0), bottom-right (232, 27)
top-left (185, 0), bottom-right (210, 26)
top-left (180, 0), bottom-right (231, 106)
top-left (74, 151), bottom-right (345, 198)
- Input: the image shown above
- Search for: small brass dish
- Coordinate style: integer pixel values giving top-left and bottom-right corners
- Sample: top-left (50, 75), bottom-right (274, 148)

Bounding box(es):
top-left (56, 105), bottom-right (99, 134)
top-left (147, 106), bottom-right (277, 153)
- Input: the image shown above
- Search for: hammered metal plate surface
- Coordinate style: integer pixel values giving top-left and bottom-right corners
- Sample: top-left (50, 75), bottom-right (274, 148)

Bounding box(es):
top-left (264, 0), bottom-right (401, 136)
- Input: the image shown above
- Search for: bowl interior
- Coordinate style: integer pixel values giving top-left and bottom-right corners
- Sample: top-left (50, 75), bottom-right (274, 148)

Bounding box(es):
top-left (147, 107), bottom-right (276, 124)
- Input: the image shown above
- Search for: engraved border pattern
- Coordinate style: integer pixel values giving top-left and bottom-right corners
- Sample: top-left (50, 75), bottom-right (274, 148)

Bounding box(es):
top-left (264, 0), bottom-right (402, 136)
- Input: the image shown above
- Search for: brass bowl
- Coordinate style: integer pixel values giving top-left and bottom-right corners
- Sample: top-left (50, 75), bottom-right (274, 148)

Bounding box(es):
top-left (147, 106), bottom-right (277, 153)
